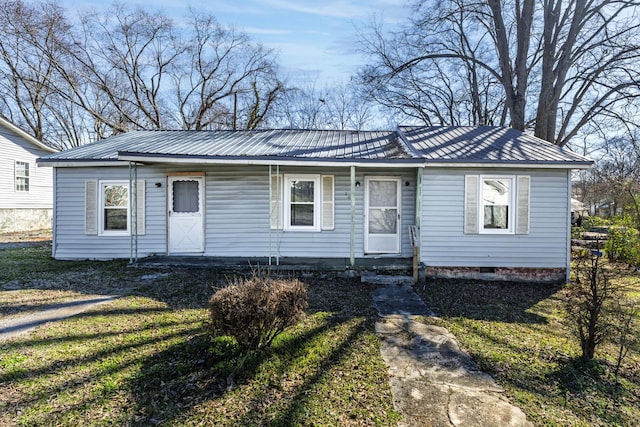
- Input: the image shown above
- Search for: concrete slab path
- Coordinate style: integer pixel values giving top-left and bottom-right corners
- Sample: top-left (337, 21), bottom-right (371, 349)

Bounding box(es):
top-left (369, 280), bottom-right (533, 427)
top-left (0, 296), bottom-right (116, 341)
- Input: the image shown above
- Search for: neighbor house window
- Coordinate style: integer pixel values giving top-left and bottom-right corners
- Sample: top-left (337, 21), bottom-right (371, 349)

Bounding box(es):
top-left (481, 177), bottom-right (514, 233)
top-left (284, 174), bottom-right (321, 231)
top-left (15, 161), bottom-right (29, 192)
top-left (99, 181), bottom-right (129, 235)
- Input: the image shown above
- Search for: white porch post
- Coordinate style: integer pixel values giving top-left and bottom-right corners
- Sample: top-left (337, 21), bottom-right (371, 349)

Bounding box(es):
top-left (128, 162), bottom-right (138, 264)
top-left (269, 164), bottom-right (272, 266)
top-left (566, 169), bottom-right (572, 283)
top-left (350, 165), bottom-right (356, 267)
top-left (415, 167), bottom-right (423, 259)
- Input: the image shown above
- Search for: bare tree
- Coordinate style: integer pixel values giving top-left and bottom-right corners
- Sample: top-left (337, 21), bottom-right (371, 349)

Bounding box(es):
top-left (61, 5), bottom-right (182, 134)
top-left (580, 134), bottom-right (640, 223)
top-left (173, 11), bottom-right (283, 131)
top-left (0, 0), bottom-right (79, 148)
top-left (0, 1), bottom-right (285, 147)
top-left (357, 0), bottom-right (640, 146)
top-left (324, 81), bottom-right (374, 130)
top-left (271, 79), bottom-right (374, 130)
top-left (357, 10), bottom-right (506, 127)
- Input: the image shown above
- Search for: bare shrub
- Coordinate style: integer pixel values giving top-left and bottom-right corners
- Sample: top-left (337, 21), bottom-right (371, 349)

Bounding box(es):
top-left (611, 298), bottom-right (639, 380)
top-left (208, 272), bottom-right (307, 351)
top-left (566, 249), bottom-right (620, 360)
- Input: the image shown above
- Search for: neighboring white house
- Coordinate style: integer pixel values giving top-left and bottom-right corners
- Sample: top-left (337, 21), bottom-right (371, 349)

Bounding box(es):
top-left (38, 126), bottom-right (592, 282)
top-left (0, 117), bottom-right (57, 233)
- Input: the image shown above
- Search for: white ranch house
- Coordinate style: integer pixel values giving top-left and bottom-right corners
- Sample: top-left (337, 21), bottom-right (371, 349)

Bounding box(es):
top-left (0, 117), bottom-right (56, 233)
top-left (38, 126), bottom-right (592, 282)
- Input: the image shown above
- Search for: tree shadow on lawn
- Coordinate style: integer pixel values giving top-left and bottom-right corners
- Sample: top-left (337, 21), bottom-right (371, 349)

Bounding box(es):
top-left (1, 258), bottom-right (226, 311)
top-left (1, 275), bottom-right (389, 426)
top-left (0, 304), bottom-right (204, 425)
top-left (129, 277), bottom-right (385, 426)
top-left (0, 306), bottom-right (191, 383)
top-left (415, 277), bottom-right (564, 323)
top-left (415, 278), bottom-right (640, 426)
top-left (512, 356), bottom-right (639, 426)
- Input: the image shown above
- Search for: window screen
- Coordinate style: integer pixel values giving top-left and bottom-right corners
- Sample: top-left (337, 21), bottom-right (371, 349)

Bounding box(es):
top-left (173, 180), bottom-right (200, 213)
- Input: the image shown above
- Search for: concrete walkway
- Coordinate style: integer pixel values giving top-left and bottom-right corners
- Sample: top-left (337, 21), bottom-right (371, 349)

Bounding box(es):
top-left (0, 296), bottom-right (116, 341)
top-left (368, 277), bottom-right (533, 427)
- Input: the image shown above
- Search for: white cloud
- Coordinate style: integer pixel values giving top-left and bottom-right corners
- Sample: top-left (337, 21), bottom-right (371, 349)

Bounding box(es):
top-left (242, 27), bottom-right (291, 36)
top-left (259, 0), bottom-right (370, 19)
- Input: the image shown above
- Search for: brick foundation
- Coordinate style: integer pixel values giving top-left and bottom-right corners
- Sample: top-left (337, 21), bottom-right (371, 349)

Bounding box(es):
top-left (424, 266), bottom-right (566, 284)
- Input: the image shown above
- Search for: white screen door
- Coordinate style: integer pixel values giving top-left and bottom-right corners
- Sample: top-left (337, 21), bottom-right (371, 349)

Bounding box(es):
top-left (365, 177), bottom-right (401, 254)
top-left (168, 176), bottom-right (204, 254)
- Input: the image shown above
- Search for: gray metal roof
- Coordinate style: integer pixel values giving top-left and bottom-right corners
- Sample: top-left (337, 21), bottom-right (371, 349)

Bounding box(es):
top-left (38, 126), bottom-right (592, 167)
top-left (39, 129), bottom-right (410, 163)
top-left (398, 126), bottom-right (592, 165)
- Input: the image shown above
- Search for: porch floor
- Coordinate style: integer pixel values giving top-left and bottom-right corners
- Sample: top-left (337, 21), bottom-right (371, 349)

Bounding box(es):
top-left (132, 256), bottom-right (414, 273)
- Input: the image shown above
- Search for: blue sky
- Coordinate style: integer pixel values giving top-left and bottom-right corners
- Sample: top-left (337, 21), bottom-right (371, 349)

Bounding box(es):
top-left (60, 0), bottom-right (409, 85)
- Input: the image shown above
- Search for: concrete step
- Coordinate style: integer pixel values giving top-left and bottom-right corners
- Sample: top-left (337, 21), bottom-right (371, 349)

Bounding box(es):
top-left (361, 273), bottom-right (414, 286)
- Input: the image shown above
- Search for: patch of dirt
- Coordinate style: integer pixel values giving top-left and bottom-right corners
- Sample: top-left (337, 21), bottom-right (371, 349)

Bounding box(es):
top-left (0, 229), bottom-right (52, 248)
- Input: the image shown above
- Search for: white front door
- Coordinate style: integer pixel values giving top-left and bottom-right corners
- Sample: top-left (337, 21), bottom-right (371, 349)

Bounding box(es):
top-left (365, 177), bottom-right (401, 254)
top-left (168, 176), bottom-right (204, 254)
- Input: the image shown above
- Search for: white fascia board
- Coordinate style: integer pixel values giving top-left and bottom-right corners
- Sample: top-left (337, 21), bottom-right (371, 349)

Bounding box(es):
top-left (41, 157), bottom-right (593, 170)
top-left (422, 162), bottom-right (593, 170)
top-left (36, 160), bottom-right (126, 167)
top-left (0, 116), bottom-right (57, 153)
top-left (117, 154), bottom-right (423, 168)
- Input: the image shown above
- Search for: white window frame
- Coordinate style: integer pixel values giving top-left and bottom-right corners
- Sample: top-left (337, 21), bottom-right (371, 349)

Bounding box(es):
top-left (284, 174), bottom-right (321, 232)
top-left (479, 175), bottom-right (515, 234)
top-left (15, 161), bottom-right (29, 192)
top-left (99, 180), bottom-right (130, 236)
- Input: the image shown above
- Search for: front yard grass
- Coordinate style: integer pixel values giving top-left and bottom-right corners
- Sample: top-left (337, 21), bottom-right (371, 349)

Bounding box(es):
top-left (4, 244), bottom-right (639, 425)
top-left (1, 246), bottom-right (400, 426)
top-left (415, 272), bottom-right (640, 427)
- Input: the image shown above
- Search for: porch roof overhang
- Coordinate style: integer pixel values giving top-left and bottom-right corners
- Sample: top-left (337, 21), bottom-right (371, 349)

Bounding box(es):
top-left (117, 151), bottom-right (424, 168)
top-left (36, 159), bottom-right (126, 167)
top-left (38, 152), bottom-right (592, 170)
top-left (421, 160), bottom-right (594, 169)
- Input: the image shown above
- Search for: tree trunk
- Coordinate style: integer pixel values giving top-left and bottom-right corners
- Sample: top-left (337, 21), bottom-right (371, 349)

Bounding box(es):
top-left (487, 0), bottom-right (533, 132)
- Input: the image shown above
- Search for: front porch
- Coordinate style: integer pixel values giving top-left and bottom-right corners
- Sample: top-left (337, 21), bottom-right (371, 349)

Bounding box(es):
top-left (132, 255), bottom-right (415, 275)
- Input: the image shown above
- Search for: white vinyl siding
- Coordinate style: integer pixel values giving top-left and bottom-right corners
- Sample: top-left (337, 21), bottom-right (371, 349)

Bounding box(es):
top-left (205, 167), bottom-right (415, 258)
top-left (464, 174), bottom-right (529, 235)
top-left (56, 168), bottom-right (156, 259)
top-left (53, 165), bottom-right (416, 260)
top-left (422, 169), bottom-right (568, 268)
top-left (84, 179), bottom-right (145, 237)
top-left (0, 126), bottom-right (53, 210)
top-left (271, 174), bottom-right (335, 232)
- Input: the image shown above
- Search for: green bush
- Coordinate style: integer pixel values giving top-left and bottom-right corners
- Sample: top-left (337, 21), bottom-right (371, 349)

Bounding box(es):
top-left (208, 273), bottom-right (307, 351)
top-left (605, 226), bottom-right (640, 265)
top-left (582, 215), bottom-right (611, 230)
top-left (610, 215), bottom-right (637, 228)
